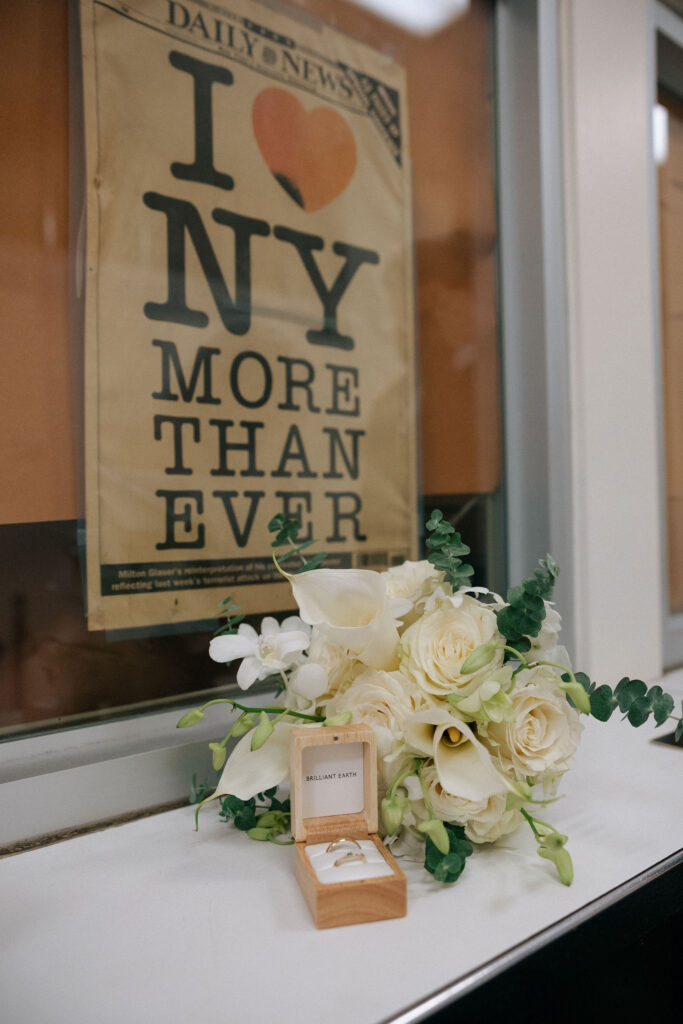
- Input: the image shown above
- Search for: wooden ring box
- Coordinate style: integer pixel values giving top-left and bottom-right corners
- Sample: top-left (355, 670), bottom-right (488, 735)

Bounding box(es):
top-left (290, 723), bottom-right (407, 928)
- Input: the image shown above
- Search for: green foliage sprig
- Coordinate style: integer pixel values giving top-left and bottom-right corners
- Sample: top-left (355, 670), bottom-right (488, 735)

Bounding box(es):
top-left (425, 510), bottom-right (474, 590)
top-left (423, 823), bottom-right (473, 884)
top-left (496, 556), bottom-right (559, 653)
top-left (268, 513), bottom-right (327, 573)
top-left (213, 594), bottom-right (246, 638)
top-left (569, 673), bottom-right (681, 734)
top-left (219, 788), bottom-right (293, 844)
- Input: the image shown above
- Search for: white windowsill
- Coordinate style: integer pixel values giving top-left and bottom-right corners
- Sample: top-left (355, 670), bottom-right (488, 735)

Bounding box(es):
top-left (1, 696), bottom-right (681, 1024)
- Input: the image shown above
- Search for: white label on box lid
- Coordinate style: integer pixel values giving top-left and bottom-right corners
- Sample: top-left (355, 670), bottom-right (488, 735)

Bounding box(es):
top-left (301, 742), bottom-right (364, 818)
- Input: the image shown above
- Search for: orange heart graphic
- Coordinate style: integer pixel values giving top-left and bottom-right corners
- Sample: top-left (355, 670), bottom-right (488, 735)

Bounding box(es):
top-left (252, 88), bottom-right (357, 213)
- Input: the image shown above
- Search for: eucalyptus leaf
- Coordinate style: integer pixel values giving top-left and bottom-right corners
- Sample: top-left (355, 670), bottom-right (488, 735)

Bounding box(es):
top-left (590, 685), bottom-right (617, 722)
top-left (496, 555), bottom-right (558, 650)
top-left (675, 713), bottom-right (683, 743)
top-left (652, 691), bottom-right (674, 727)
top-left (614, 678), bottom-right (647, 713)
top-left (627, 696), bottom-right (652, 727)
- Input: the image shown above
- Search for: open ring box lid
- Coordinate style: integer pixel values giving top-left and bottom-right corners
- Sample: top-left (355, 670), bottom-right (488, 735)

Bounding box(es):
top-left (290, 723), bottom-right (407, 929)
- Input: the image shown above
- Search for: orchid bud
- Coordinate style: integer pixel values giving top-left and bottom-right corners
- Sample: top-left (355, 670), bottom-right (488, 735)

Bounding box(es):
top-left (541, 831), bottom-right (568, 849)
top-left (380, 795), bottom-right (405, 835)
top-left (538, 844), bottom-right (574, 886)
top-left (246, 827), bottom-right (272, 842)
top-left (460, 642), bottom-right (496, 676)
top-left (231, 713), bottom-right (256, 738)
top-left (417, 818), bottom-right (450, 855)
top-left (560, 680), bottom-right (591, 714)
top-left (323, 712), bottom-right (353, 727)
top-left (209, 742), bottom-right (227, 771)
top-left (250, 711), bottom-right (274, 751)
top-left (256, 811), bottom-right (283, 829)
top-left (176, 707), bottom-right (204, 728)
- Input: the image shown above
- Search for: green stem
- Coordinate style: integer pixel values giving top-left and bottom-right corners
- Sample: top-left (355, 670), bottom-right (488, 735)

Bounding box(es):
top-left (416, 767), bottom-right (436, 820)
top-left (199, 697), bottom-right (323, 722)
top-left (290, 535), bottom-right (308, 568)
top-left (388, 758), bottom-right (422, 800)
top-left (499, 645), bottom-right (531, 667)
top-left (272, 552), bottom-right (289, 581)
top-left (521, 807), bottom-right (561, 839)
top-left (532, 659), bottom-right (577, 685)
top-left (520, 807), bottom-right (542, 839)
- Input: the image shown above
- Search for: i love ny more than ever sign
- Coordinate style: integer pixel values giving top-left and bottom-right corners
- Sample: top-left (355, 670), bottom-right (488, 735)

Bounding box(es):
top-left (79, 0), bottom-right (418, 631)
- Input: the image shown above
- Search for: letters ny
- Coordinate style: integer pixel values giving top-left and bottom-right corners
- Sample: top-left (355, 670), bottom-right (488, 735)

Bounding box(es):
top-left (144, 51), bottom-right (380, 350)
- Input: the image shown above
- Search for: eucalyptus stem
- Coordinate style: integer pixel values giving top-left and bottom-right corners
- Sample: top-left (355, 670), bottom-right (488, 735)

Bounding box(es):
top-left (290, 535), bottom-right (308, 568)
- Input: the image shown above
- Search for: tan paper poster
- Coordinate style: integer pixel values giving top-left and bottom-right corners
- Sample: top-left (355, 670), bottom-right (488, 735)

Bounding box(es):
top-left (80, 0), bottom-right (417, 631)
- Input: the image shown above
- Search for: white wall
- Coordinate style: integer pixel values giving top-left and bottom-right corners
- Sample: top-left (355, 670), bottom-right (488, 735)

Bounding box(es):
top-left (560, 0), bottom-right (663, 683)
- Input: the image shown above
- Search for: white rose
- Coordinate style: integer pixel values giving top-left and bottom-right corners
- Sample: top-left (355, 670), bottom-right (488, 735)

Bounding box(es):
top-left (382, 561), bottom-right (445, 627)
top-left (483, 667), bottom-right (583, 780)
top-left (306, 628), bottom-right (362, 698)
top-left (325, 669), bottom-right (422, 762)
top-left (399, 594), bottom-right (504, 698)
top-left (422, 764), bottom-right (522, 844)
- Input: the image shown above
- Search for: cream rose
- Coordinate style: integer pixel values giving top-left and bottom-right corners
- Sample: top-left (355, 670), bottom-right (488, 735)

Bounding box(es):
top-left (421, 764), bottom-right (522, 844)
top-left (324, 668), bottom-right (422, 762)
top-left (304, 628), bottom-right (363, 700)
top-left (382, 561), bottom-right (445, 627)
top-left (399, 594), bottom-right (504, 698)
top-left (483, 667), bottom-right (582, 780)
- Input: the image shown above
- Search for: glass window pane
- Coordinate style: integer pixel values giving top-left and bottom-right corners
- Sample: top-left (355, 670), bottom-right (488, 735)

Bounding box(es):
top-left (0, 0), bottom-right (503, 735)
top-left (658, 85), bottom-right (683, 616)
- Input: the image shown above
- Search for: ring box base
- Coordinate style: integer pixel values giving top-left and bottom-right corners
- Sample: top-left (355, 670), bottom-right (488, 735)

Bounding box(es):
top-left (290, 724), bottom-right (407, 929)
top-left (294, 833), bottom-right (406, 928)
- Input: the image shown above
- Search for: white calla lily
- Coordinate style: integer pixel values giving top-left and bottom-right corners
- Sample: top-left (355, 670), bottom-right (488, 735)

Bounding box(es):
top-left (287, 567), bottom-right (401, 670)
top-left (210, 721), bottom-right (296, 801)
top-left (404, 707), bottom-right (505, 803)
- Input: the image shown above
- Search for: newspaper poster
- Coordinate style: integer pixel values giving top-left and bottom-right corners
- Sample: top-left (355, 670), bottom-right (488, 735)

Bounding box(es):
top-left (80, 0), bottom-right (417, 631)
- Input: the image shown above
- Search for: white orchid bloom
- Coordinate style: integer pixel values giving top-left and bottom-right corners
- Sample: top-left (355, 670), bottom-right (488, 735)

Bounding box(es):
top-left (404, 707), bottom-right (506, 803)
top-left (287, 567), bottom-right (404, 671)
top-left (208, 615), bottom-right (310, 690)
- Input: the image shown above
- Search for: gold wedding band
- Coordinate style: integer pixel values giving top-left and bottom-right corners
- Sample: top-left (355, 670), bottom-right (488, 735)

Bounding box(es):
top-left (334, 851), bottom-right (367, 867)
top-left (325, 838), bottom-right (361, 854)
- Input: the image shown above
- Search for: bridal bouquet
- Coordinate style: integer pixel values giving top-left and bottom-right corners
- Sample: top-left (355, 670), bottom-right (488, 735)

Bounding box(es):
top-left (178, 512), bottom-right (682, 887)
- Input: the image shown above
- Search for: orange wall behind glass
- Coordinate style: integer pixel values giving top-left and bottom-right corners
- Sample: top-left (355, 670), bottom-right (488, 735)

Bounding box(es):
top-left (0, 0), bottom-right (78, 524)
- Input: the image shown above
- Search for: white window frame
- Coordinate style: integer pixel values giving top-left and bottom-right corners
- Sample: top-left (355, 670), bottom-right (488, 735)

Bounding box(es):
top-left (1, 0), bottom-right (670, 846)
top-left (652, 0), bottom-right (683, 668)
